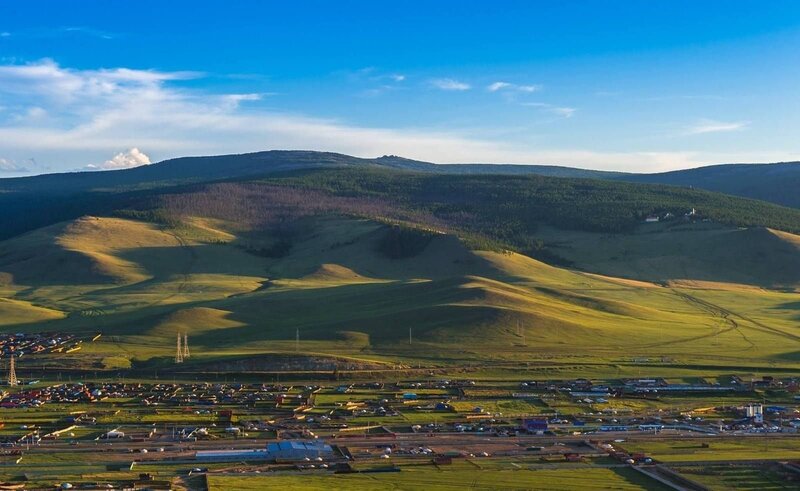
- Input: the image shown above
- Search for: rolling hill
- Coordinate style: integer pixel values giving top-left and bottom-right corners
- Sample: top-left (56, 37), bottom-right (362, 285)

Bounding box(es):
top-left (0, 212), bottom-right (798, 373)
top-left (0, 150), bottom-right (798, 373)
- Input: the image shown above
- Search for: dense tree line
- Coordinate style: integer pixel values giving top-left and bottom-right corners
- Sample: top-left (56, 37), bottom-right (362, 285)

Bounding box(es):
top-left (262, 167), bottom-right (800, 235)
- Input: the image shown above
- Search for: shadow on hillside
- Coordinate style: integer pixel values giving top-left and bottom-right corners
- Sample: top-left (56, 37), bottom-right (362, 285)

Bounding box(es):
top-left (0, 239), bottom-right (121, 285)
top-left (772, 301), bottom-right (800, 321)
top-left (775, 351), bottom-right (800, 362)
top-left (118, 242), bottom-right (271, 278)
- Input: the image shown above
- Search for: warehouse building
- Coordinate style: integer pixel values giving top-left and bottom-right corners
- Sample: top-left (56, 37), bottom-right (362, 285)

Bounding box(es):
top-left (196, 440), bottom-right (335, 462)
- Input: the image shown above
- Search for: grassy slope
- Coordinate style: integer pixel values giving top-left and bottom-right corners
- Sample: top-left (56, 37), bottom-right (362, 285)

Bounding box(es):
top-left (535, 221), bottom-right (800, 289)
top-left (0, 214), bottom-right (797, 374)
top-left (0, 216), bottom-right (184, 286)
top-left (207, 465), bottom-right (668, 491)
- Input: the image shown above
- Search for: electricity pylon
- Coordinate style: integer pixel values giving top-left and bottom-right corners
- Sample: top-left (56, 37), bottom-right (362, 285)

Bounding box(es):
top-left (7, 354), bottom-right (17, 386)
top-left (175, 334), bottom-right (183, 364)
top-left (183, 333), bottom-right (190, 359)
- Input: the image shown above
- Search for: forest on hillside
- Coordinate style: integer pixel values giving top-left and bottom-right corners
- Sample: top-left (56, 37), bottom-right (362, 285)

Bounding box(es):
top-left (135, 168), bottom-right (800, 259)
top-left (2, 166), bottom-right (800, 259)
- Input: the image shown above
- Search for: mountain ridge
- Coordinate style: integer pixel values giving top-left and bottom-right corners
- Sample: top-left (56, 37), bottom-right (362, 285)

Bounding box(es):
top-left (2, 149), bottom-right (797, 208)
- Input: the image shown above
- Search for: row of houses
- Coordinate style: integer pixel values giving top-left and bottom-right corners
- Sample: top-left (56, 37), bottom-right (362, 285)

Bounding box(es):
top-left (518, 376), bottom-right (798, 396)
top-left (0, 332), bottom-right (81, 358)
top-left (0, 381), bottom-right (311, 409)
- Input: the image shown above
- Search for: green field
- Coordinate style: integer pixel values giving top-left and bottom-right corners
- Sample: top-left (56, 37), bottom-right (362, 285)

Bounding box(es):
top-left (673, 464), bottom-right (799, 490)
top-left (0, 213), bottom-right (797, 377)
top-left (207, 463), bottom-right (673, 490)
top-left (622, 438), bottom-right (800, 463)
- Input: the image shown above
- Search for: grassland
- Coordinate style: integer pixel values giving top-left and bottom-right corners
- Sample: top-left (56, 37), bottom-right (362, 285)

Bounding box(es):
top-left (622, 438), bottom-right (800, 463)
top-left (0, 213), bottom-right (797, 377)
top-left (673, 464), bottom-right (800, 490)
top-left (534, 221), bottom-right (800, 288)
top-left (206, 463), bottom-right (672, 491)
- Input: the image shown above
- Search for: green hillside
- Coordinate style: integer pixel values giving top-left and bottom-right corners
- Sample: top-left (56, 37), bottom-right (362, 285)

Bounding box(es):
top-left (534, 221), bottom-right (800, 288)
top-left (0, 214), bottom-right (798, 374)
top-left (0, 151), bottom-right (798, 375)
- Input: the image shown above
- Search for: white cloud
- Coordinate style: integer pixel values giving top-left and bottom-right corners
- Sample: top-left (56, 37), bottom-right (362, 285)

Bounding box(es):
top-left (430, 78), bottom-right (470, 91)
top-left (348, 69), bottom-right (406, 97)
top-left (686, 119), bottom-right (749, 135)
top-left (0, 157), bottom-right (28, 173)
top-left (87, 148), bottom-right (151, 170)
top-left (551, 107), bottom-right (576, 118)
top-left (0, 60), bottom-right (783, 175)
top-left (488, 81), bottom-right (512, 92)
top-left (487, 81), bottom-right (541, 93)
top-left (522, 102), bottom-right (576, 118)
top-left (0, 59), bottom-right (200, 105)
top-left (11, 106), bottom-right (48, 123)
top-left (220, 93), bottom-right (267, 109)
top-left (62, 26), bottom-right (115, 40)
top-left (348, 68), bottom-right (405, 84)
top-left (224, 93), bottom-right (263, 103)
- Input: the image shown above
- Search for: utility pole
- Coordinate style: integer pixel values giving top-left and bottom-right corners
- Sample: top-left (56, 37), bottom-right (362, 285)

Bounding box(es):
top-left (7, 355), bottom-right (17, 386)
top-left (175, 333), bottom-right (183, 364)
top-left (183, 333), bottom-right (190, 359)
top-left (295, 328), bottom-right (300, 352)
top-left (409, 327), bottom-right (412, 345)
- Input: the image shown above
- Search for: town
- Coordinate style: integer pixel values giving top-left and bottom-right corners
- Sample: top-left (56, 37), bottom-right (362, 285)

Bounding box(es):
top-left (1, 365), bottom-right (799, 489)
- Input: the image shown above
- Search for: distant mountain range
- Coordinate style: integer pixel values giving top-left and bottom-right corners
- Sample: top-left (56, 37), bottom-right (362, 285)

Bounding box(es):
top-left (0, 149), bottom-right (798, 246)
top-left (380, 156), bottom-right (800, 208)
top-left (615, 162), bottom-right (800, 209)
top-left (2, 150), bottom-right (797, 208)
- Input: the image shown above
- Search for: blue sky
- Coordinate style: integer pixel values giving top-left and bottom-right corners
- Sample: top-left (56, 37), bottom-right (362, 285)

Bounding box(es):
top-left (1, 1), bottom-right (800, 175)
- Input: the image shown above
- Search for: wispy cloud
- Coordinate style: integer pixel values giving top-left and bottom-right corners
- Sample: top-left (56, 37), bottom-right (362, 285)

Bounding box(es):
top-left (522, 102), bottom-right (576, 118)
top-left (487, 81), bottom-right (541, 93)
top-left (0, 60), bottom-right (779, 174)
top-left (1, 26), bottom-right (117, 41)
top-left (0, 59), bottom-right (201, 106)
top-left (0, 157), bottom-right (29, 173)
top-left (62, 26), bottom-right (115, 40)
top-left (488, 81), bottom-right (512, 92)
top-left (430, 78), bottom-right (471, 91)
top-left (686, 119), bottom-right (749, 135)
top-left (343, 67), bottom-right (405, 81)
top-left (345, 68), bottom-right (407, 96)
top-left (551, 107), bottom-right (576, 118)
